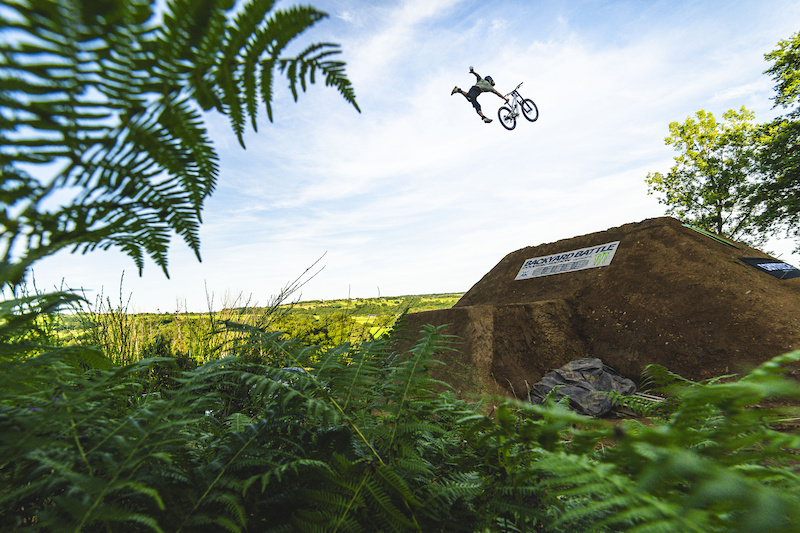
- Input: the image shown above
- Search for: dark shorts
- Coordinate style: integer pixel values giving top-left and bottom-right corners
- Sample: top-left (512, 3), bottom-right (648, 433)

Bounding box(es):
top-left (466, 86), bottom-right (482, 111)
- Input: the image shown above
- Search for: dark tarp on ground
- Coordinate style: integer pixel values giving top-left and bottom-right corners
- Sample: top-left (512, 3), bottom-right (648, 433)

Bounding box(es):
top-left (528, 357), bottom-right (637, 416)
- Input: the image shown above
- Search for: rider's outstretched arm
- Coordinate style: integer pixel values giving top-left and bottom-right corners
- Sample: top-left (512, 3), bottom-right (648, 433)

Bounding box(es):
top-left (469, 67), bottom-right (481, 80)
top-left (493, 89), bottom-right (509, 102)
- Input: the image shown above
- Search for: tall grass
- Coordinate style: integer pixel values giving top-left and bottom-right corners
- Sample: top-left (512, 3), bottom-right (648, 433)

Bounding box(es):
top-left (70, 266), bottom-right (416, 367)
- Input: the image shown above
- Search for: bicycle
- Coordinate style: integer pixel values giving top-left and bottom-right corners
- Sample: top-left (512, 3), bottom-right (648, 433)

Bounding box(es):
top-left (497, 82), bottom-right (538, 130)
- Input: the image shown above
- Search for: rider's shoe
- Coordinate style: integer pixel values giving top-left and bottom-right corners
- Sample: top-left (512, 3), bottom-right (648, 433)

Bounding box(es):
top-left (451, 86), bottom-right (458, 95)
top-left (482, 117), bottom-right (492, 123)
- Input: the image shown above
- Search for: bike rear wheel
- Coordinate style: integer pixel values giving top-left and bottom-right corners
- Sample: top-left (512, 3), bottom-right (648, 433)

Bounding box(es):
top-left (498, 107), bottom-right (516, 130)
top-left (521, 99), bottom-right (538, 122)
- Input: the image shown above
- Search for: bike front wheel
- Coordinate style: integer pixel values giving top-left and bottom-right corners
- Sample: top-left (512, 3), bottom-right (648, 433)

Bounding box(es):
top-left (521, 99), bottom-right (538, 122)
top-left (498, 107), bottom-right (516, 130)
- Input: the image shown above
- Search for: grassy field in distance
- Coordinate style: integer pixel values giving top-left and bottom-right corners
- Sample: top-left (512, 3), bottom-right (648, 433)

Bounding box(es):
top-left (54, 293), bottom-right (466, 359)
top-left (278, 293), bottom-right (464, 317)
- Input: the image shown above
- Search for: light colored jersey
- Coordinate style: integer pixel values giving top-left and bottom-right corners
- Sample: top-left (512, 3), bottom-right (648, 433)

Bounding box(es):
top-left (475, 79), bottom-right (494, 92)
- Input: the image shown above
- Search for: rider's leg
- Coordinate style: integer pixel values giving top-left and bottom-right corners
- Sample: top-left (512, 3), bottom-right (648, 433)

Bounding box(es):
top-left (470, 94), bottom-right (492, 122)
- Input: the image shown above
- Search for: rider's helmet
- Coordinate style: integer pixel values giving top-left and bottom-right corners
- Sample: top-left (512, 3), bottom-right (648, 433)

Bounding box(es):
top-left (484, 76), bottom-right (495, 86)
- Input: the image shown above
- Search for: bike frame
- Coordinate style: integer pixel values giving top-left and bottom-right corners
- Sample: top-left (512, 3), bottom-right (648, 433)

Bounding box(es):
top-left (503, 82), bottom-right (525, 117)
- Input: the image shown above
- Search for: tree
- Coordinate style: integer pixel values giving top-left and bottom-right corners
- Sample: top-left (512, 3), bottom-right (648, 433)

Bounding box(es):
top-left (645, 107), bottom-right (765, 243)
top-left (273, 312), bottom-right (371, 348)
top-left (0, 0), bottom-right (359, 290)
top-left (755, 31), bottom-right (800, 250)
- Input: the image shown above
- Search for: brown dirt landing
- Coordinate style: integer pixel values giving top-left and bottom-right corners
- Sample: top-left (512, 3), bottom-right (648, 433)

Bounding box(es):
top-left (399, 217), bottom-right (800, 399)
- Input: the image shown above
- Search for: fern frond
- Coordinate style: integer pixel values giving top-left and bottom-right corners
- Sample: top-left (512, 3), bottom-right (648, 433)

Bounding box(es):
top-left (1, 0), bottom-right (357, 287)
top-left (240, 3), bottom-right (318, 125)
top-left (642, 363), bottom-right (696, 391)
top-left (363, 476), bottom-right (416, 530)
top-left (374, 463), bottom-right (421, 507)
top-left (434, 471), bottom-right (484, 503)
top-left (226, 412), bottom-right (254, 433)
top-left (606, 390), bottom-right (664, 418)
top-left (741, 349), bottom-right (800, 381)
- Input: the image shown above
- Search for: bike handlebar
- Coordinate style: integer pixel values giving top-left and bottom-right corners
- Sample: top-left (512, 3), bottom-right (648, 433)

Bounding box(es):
top-left (503, 82), bottom-right (524, 97)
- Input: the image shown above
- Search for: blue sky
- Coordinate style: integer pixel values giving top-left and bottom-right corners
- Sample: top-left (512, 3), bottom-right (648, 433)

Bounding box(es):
top-left (30, 0), bottom-right (800, 312)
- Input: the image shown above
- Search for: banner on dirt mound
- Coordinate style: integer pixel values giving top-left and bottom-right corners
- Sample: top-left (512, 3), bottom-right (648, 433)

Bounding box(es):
top-left (515, 241), bottom-right (620, 280)
top-left (740, 257), bottom-right (800, 280)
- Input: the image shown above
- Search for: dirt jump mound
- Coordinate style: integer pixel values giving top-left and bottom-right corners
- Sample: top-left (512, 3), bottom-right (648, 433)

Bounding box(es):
top-left (400, 217), bottom-right (800, 398)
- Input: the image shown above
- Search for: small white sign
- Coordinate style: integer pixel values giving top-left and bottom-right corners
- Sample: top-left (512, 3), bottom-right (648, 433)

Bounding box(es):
top-left (515, 241), bottom-right (620, 280)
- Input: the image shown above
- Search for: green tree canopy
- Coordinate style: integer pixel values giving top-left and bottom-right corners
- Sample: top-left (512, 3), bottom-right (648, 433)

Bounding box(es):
top-left (645, 107), bottom-right (764, 243)
top-left (765, 31), bottom-right (800, 111)
top-left (273, 312), bottom-right (371, 348)
top-left (755, 31), bottom-right (800, 250)
top-left (0, 0), bottom-right (358, 290)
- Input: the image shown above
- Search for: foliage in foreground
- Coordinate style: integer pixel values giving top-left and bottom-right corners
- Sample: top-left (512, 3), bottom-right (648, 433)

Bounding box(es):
top-left (2, 318), bottom-right (800, 532)
top-left (0, 0), bottom-right (358, 289)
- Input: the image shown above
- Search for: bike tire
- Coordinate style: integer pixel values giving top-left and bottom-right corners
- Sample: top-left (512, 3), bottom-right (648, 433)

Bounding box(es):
top-left (498, 107), bottom-right (516, 130)
top-left (521, 99), bottom-right (538, 122)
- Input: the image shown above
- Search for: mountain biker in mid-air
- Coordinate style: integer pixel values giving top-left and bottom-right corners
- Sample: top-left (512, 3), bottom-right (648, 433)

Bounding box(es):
top-left (451, 66), bottom-right (508, 123)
